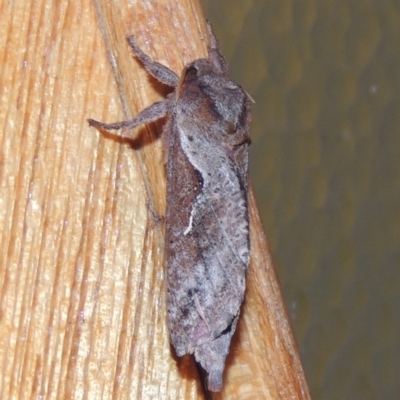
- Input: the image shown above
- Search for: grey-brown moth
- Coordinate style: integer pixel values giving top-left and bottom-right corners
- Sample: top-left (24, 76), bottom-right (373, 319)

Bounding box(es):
top-left (88, 23), bottom-right (251, 392)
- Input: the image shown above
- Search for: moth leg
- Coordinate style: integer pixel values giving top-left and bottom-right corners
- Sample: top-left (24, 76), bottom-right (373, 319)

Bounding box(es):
top-left (205, 21), bottom-right (228, 74)
top-left (87, 100), bottom-right (168, 133)
top-left (126, 36), bottom-right (179, 88)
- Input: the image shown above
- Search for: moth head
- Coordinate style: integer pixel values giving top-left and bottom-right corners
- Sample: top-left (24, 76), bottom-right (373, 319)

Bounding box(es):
top-left (184, 65), bottom-right (199, 80)
top-left (176, 59), bottom-right (217, 100)
top-left (176, 63), bottom-right (199, 100)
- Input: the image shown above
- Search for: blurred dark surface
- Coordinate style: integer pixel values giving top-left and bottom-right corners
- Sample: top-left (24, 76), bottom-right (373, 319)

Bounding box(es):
top-left (201, 1), bottom-right (400, 399)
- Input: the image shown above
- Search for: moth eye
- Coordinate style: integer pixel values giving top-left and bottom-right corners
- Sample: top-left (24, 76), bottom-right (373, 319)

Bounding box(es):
top-left (185, 66), bottom-right (198, 79)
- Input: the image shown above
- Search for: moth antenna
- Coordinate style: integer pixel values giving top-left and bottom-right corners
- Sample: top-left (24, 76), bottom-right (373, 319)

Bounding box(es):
top-left (245, 90), bottom-right (256, 104)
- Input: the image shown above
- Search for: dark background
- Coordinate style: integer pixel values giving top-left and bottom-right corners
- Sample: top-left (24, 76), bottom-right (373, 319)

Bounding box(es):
top-left (201, 1), bottom-right (400, 399)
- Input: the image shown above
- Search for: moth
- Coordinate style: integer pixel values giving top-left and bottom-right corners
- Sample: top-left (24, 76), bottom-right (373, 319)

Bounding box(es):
top-left (88, 23), bottom-right (251, 392)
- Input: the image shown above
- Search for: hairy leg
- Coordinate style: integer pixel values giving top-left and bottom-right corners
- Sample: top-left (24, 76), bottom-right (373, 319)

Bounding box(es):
top-left (126, 36), bottom-right (179, 87)
top-left (205, 21), bottom-right (227, 74)
top-left (87, 99), bottom-right (169, 132)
